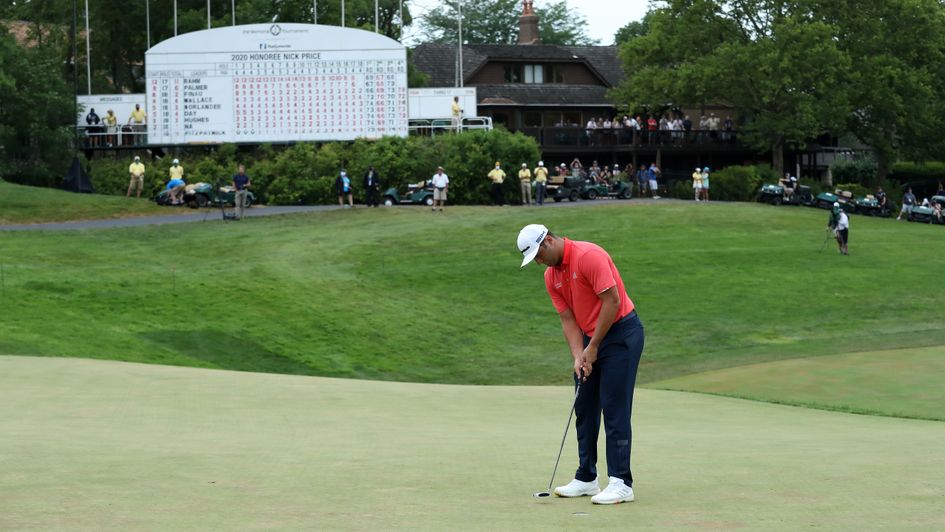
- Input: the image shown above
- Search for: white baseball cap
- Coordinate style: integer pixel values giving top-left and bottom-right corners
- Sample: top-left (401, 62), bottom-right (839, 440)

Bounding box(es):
top-left (538, 161), bottom-right (544, 166)
top-left (833, 202), bottom-right (840, 207)
top-left (517, 224), bottom-right (548, 268)
top-left (172, 158), bottom-right (179, 164)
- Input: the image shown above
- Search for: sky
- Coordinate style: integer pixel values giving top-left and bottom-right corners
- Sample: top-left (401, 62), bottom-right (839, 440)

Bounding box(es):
top-left (403, 0), bottom-right (651, 45)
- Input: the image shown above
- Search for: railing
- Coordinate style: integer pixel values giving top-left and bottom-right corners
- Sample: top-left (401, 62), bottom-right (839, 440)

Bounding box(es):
top-left (519, 127), bottom-right (740, 148)
top-left (407, 116), bottom-right (494, 137)
top-left (77, 125), bottom-right (148, 148)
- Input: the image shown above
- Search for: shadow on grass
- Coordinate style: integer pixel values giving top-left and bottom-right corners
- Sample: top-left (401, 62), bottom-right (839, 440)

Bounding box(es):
top-left (140, 330), bottom-right (318, 376)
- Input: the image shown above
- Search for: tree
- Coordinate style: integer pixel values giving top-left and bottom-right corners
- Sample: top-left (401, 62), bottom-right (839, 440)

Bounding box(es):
top-left (819, 0), bottom-right (945, 181)
top-left (614, 18), bottom-right (647, 46)
top-left (612, 0), bottom-right (851, 173)
top-left (419, 0), bottom-right (596, 45)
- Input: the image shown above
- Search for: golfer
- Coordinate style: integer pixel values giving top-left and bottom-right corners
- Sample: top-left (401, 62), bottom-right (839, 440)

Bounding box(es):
top-left (517, 224), bottom-right (644, 505)
top-left (828, 202), bottom-right (850, 255)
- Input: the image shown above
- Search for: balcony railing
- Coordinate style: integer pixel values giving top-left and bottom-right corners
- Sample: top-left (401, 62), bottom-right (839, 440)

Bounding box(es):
top-left (520, 127), bottom-right (740, 148)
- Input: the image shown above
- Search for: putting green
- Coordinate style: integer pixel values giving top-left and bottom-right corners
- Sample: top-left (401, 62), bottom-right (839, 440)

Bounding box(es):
top-left (1, 356), bottom-right (943, 531)
top-left (650, 345), bottom-right (945, 421)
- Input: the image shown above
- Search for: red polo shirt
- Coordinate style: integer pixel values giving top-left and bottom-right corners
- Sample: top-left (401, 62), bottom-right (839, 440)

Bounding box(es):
top-left (544, 238), bottom-right (634, 336)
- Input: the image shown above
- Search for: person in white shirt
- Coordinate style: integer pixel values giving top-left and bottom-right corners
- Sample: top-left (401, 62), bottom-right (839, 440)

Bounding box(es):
top-left (430, 166), bottom-right (450, 212)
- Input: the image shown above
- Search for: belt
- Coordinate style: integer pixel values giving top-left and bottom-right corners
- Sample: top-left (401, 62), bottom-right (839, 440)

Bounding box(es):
top-left (617, 310), bottom-right (638, 323)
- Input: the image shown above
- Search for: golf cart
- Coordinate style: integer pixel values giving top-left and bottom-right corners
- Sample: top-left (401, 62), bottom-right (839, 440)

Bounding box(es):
top-left (579, 179), bottom-right (632, 200)
top-left (154, 187), bottom-right (185, 206)
top-left (382, 181), bottom-right (435, 207)
top-left (813, 189), bottom-right (856, 212)
top-left (853, 195), bottom-right (893, 217)
top-left (758, 183), bottom-right (813, 206)
top-left (546, 175), bottom-right (583, 202)
top-left (182, 181), bottom-right (256, 209)
top-left (907, 195), bottom-right (945, 224)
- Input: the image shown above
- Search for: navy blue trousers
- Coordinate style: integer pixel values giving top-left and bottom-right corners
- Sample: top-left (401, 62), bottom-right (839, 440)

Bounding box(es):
top-left (573, 311), bottom-right (644, 487)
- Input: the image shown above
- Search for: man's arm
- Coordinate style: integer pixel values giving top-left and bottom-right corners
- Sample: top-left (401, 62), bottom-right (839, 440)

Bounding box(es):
top-left (581, 286), bottom-right (621, 377)
top-left (558, 308), bottom-right (587, 379)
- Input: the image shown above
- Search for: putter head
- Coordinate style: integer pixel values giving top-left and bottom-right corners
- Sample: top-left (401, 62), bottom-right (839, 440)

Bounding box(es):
top-left (533, 491), bottom-right (552, 498)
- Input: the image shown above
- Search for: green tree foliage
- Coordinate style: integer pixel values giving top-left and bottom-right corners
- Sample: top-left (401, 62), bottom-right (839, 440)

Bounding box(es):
top-left (419, 0), bottom-right (596, 45)
top-left (613, 0), bottom-right (850, 173)
top-left (818, 0), bottom-right (945, 180)
top-left (0, 26), bottom-right (74, 186)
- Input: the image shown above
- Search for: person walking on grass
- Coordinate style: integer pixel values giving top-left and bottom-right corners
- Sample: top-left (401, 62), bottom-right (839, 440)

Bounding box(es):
top-left (828, 202), bottom-right (849, 255)
top-left (517, 224), bottom-right (644, 505)
top-left (336, 169), bottom-right (354, 208)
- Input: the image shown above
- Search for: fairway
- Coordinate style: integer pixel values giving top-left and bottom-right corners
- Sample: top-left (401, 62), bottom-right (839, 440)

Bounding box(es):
top-left (2, 356), bottom-right (943, 531)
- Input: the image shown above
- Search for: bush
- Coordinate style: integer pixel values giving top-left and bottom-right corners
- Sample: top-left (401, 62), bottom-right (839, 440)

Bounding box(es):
top-left (831, 156), bottom-right (878, 187)
top-left (707, 165), bottom-right (767, 201)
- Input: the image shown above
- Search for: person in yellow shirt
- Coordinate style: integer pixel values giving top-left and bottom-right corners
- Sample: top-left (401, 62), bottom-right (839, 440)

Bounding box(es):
top-left (167, 159), bottom-right (185, 204)
top-left (519, 163), bottom-right (533, 206)
top-left (691, 166), bottom-right (703, 202)
top-left (127, 155), bottom-right (146, 198)
top-left (104, 109), bottom-right (118, 147)
top-left (451, 96), bottom-right (462, 132)
top-left (128, 104), bottom-right (147, 145)
top-left (534, 161), bottom-right (549, 206)
top-left (487, 162), bottom-right (506, 206)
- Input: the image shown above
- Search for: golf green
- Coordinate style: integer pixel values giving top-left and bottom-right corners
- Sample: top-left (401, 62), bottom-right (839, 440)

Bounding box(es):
top-left (2, 356), bottom-right (943, 531)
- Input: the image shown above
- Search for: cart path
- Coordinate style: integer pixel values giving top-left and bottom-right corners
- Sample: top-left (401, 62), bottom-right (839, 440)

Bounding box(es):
top-left (0, 198), bottom-right (683, 232)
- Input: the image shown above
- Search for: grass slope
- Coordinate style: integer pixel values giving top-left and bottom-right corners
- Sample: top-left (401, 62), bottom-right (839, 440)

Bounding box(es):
top-left (2, 356), bottom-right (944, 531)
top-left (2, 202), bottom-right (944, 391)
top-left (0, 180), bottom-right (168, 224)
top-left (650, 345), bottom-right (945, 421)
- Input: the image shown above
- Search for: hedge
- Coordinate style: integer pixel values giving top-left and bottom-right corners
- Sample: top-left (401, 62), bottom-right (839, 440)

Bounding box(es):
top-left (84, 130), bottom-right (540, 205)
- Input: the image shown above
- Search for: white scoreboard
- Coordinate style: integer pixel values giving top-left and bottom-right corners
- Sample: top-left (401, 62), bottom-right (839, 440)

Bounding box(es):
top-left (145, 23), bottom-right (408, 144)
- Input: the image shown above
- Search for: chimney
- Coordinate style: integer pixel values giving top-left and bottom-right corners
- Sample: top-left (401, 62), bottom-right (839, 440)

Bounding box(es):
top-left (518, 0), bottom-right (540, 45)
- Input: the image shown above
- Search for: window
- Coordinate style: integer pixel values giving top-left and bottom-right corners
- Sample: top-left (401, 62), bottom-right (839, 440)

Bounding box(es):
top-left (504, 64), bottom-right (522, 83)
top-left (547, 65), bottom-right (565, 83)
top-left (524, 65), bottom-right (544, 84)
top-left (504, 64), bottom-right (545, 84)
top-left (523, 111), bottom-right (542, 128)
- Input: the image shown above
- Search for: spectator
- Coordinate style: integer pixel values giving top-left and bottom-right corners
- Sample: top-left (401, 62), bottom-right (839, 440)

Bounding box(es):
top-left (780, 172), bottom-right (796, 200)
top-left (85, 108), bottom-right (101, 147)
top-left (232, 164), bottom-right (251, 220)
top-left (898, 187), bottom-right (916, 220)
top-left (534, 161), bottom-right (549, 206)
top-left (648, 163), bottom-right (661, 199)
top-left (932, 200), bottom-right (943, 223)
top-left (701, 167), bottom-right (711, 202)
top-left (692, 167), bottom-right (703, 201)
top-left (635, 164), bottom-right (648, 198)
top-left (430, 166), bottom-right (449, 212)
top-left (167, 158), bottom-right (185, 205)
top-left (104, 109), bottom-right (118, 147)
top-left (557, 163), bottom-right (569, 178)
top-left (682, 115), bottom-right (693, 142)
top-left (127, 104), bottom-right (147, 145)
top-left (937, 182), bottom-right (945, 196)
top-left (519, 163), bottom-right (533, 206)
top-left (722, 115), bottom-right (734, 142)
top-left (451, 96), bottom-right (463, 132)
top-left (126, 155), bottom-right (145, 198)
top-left (570, 158), bottom-right (584, 178)
top-left (875, 186), bottom-right (887, 213)
top-left (585, 118), bottom-right (597, 146)
top-left (588, 161), bottom-right (601, 182)
top-left (646, 116), bottom-right (658, 144)
top-left (364, 166), bottom-right (381, 207)
top-left (335, 169), bottom-right (354, 208)
top-left (599, 165), bottom-right (612, 185)
top-left (488, 161), bottom-right (506, 206)
top-left (167, 159), bottom-right (186, 205)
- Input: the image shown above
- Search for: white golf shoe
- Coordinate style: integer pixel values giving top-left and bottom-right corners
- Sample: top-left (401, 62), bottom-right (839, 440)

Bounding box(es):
top-left (591, 477), bottom-right (634, 504)
top-left (553, 478), bottom-right (600, 497)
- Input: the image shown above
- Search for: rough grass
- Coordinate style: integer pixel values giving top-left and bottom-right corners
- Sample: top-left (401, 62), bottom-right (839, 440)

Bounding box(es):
top-left (0, 179), bottom-right (168, 224)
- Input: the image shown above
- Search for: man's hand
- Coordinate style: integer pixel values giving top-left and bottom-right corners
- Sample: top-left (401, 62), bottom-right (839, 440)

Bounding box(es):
top-left (581, 343), bottom-right (599, 379)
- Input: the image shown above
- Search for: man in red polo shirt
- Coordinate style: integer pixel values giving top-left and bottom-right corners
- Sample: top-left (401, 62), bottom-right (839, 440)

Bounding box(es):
top-left (517, 224), bottom-right (644, 505)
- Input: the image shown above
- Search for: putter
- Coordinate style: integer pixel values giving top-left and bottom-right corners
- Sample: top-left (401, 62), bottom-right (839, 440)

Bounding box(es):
top-left (534, 371), bottom-right (583, 498)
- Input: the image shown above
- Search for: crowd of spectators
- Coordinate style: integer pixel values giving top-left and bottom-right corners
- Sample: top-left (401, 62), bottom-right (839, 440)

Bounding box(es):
top-left (544, 112), bottom-right (736, 148)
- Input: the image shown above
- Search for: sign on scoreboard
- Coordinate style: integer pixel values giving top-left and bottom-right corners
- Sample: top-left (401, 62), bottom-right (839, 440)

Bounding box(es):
top-left (145, 23), bottom-right (408, 144)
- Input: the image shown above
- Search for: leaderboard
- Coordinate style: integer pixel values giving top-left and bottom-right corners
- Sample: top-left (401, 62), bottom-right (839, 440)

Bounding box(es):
top-left (145, 24), bottom-right (408, 145)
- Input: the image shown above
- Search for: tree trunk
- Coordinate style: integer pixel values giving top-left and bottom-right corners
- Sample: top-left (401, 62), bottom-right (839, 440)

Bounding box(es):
top-left (771, 137), bottom-right (784, 175)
